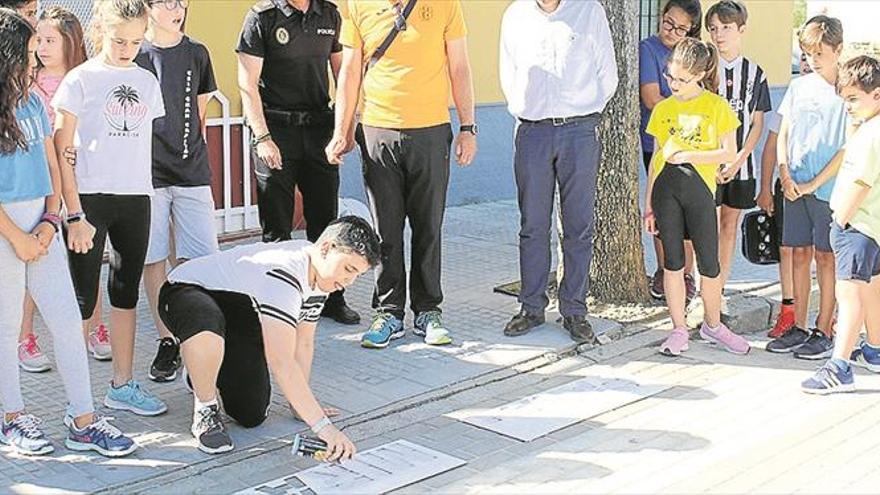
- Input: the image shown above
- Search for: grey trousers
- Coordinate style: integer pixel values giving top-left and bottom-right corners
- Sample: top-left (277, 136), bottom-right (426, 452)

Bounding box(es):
top-left (0, 199), bottom-right (94, 416)
top-left (356, 123), bottom-right (453, 318)
top-left (514, 116), bottom-right (601, 317)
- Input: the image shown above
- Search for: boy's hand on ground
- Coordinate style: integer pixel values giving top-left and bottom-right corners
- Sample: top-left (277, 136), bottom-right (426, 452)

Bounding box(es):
top-left (67, 219), bottom-right (96, 254)
top-left (756, 190), bottom-right (774, 215)
top-left (317, 425), bottom-right (356, 462)
top-left (290, 404), bottom-right (341, 420)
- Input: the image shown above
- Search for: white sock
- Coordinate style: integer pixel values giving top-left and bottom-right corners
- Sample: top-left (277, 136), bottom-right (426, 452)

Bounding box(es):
top-left (194, 397), bottom-right (218, 417)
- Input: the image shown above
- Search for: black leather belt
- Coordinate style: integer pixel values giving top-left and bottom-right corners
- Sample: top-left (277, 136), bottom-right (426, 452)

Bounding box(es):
top-left (264, 108), bottom-right (333, 127)
top-left (519, 112), bottom-right (600, 126)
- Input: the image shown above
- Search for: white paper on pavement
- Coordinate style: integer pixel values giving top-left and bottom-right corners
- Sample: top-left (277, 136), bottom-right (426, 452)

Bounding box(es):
top-left (446, 371), bottom-right (671, 441)
top-left (293, 440), bottom-right (466, 494)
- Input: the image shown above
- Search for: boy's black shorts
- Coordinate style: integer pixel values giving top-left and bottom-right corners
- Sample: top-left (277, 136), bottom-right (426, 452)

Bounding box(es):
top-left (716, 178), bottom-right (757, 209)
top-left (158, 282), bottom-right (272, 428)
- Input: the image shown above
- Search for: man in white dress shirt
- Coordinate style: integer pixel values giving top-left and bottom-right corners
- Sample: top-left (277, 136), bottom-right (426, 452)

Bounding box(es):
top-left (499, 0), bottom-right (618, 343)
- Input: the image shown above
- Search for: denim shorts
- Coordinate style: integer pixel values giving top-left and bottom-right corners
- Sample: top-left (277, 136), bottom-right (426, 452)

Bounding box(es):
top-left (831, 223), bottom-right (880, 282)
top-left (782, 195), bottom-right (832, 252)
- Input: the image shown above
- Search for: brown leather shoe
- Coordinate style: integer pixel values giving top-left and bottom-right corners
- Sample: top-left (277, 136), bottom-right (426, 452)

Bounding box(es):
top-left (504, 310), bottom-right (545, 337)
top-left (563, 315), bottom-right (598, 344)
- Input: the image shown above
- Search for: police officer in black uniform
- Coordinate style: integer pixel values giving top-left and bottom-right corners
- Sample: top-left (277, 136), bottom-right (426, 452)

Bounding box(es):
top-left (236, 0), bottom-right (359, 324)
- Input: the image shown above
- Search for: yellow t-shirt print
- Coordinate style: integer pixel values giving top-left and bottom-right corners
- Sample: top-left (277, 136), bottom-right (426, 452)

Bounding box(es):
top-left (647, 91), bottom-right (740, 193)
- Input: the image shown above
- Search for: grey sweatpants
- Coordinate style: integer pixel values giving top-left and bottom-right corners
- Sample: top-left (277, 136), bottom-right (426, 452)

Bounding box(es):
top-left (0, 198), bottom-right (94, 416)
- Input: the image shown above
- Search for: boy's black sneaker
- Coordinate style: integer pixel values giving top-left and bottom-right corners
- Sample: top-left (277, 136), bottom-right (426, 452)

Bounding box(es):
top-left (149, 337), bottom-right (181, 382)
top-left (191, 404), bottom-right (233, 454)
top-left (793, 329), bottom-right (834, 360)
top-left (766, 326), bottom-right (810, 353)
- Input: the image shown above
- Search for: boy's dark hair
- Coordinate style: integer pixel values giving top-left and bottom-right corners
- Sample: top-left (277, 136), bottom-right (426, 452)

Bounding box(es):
top-left (662, 0), bottom-right (703, 39)
top-left (838, 55), bottom-right (880, 95)
top-left (318, 216), bottom-right (381, 268)
top-left (0, 8), bottom-right (35, 155)
top-left (799, 15), bottom-right (844, 53)
top-left (0, 0), bottom-right (32, 8)
top-left (705, 0), bottom-right (748, 28)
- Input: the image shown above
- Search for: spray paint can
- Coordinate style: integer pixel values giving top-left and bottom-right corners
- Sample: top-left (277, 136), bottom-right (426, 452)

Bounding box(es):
top-left (291, 433), bottom-right (329, 460)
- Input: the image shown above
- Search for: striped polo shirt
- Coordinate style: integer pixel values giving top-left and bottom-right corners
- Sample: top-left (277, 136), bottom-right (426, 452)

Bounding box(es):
top-left (168, 240), bottom-right (328, 327)
top-left (717, 56), bottom-right (772, 181)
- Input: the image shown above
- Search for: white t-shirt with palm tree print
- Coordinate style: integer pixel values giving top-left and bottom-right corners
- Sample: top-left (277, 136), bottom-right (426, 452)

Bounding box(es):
top-left (53, 57), bottom-right (165, 196)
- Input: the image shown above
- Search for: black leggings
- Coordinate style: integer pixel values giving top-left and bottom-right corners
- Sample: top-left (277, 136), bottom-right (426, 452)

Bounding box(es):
top-left (159, 283), bottom-right (271, 428)
top-left (67, 194), bottom-right (150, 319)
top-left (651, 164), bottom-right (720, 278)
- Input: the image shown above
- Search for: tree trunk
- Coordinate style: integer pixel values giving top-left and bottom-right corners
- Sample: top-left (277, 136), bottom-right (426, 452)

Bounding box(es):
top-left (589, 0), bottom-right (650, 303)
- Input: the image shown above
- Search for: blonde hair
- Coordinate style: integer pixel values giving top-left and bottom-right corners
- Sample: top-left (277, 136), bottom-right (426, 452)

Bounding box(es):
top-left (669, 38), bottom-right (720, 93)
top-left (88, 0), bottom-right (148, 50)
top-left (799, 15), bottom-right (844, 53)
top-left (838, 55), bottom-right (880, 95)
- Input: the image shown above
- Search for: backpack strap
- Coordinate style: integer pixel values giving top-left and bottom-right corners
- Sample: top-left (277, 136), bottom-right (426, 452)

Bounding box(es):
top-left (366, 0), bottom-right (418, 73)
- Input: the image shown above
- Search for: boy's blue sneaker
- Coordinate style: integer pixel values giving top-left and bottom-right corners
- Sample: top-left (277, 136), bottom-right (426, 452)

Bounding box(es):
top-left (361, 313), bottom-right (405, 349)
top-left (851, 341), bottom-right (880, 373)
top-left (104, 380), bottom-right (168, 416)
top-left (801, 359), bottom-right (855, 395)
top-left (0, 414), bottom-right (53, 456)
top-left (66, 415), bottom-right (138, 457)
top-left (414, 311), bottom-right (452, 346)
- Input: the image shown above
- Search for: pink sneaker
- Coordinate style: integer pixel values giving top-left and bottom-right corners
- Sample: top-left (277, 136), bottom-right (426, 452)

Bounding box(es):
top-left (699, 321), bottom-right (750, 355)
top-left (88, 324), bottom-right (113, 361)
top-left (18, 333), bottom-right (51, 373)
top-left (659, 327), bottom-right (690, 356)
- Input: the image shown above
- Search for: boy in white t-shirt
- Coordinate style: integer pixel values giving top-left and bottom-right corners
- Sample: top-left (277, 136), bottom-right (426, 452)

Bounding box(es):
top-left (159, 216), bottom-right (379, 457)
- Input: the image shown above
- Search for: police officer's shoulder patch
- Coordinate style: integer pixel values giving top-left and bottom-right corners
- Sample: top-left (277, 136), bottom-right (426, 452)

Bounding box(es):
top-left (251, 0), bottom-right (275, 14)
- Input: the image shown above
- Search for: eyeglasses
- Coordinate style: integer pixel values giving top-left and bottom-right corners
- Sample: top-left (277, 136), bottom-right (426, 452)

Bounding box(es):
top-left (661, 17), bottom-right (691, 37)
top-left (150, 0), bottom-right (189, 10)
top-left (663, 69), bottom-right (696, 86)
top-left (393, 2), bottom-right (407, 31)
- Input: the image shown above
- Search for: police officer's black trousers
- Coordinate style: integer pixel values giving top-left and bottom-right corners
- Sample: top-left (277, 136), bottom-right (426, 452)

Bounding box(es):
top-left (254, 123), bottom-right (344, 304)
top-left (356, 123), bottom-right (453, 319)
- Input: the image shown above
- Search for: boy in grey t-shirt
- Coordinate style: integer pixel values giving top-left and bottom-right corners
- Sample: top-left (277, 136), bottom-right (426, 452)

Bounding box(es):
top-left (136, 1), bottom-right (220, 384)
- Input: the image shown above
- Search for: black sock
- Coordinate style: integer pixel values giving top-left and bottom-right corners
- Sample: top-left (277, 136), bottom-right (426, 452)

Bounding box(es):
top-left (782, 298), bottom-right (794, 306)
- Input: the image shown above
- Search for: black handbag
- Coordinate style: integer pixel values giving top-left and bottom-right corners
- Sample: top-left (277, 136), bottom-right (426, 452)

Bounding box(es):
top-left (741, 209), bottom-right (780, 265)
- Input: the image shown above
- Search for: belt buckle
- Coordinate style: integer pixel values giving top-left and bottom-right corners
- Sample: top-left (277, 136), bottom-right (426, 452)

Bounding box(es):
top-left (551, 117), bottom-right (567, 126)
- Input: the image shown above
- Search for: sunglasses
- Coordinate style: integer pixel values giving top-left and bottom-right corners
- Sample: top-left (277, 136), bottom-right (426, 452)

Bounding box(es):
top-left (661, 17), bottom-right (690, 37)
top-left (150, 0), bottom-right (189, 10)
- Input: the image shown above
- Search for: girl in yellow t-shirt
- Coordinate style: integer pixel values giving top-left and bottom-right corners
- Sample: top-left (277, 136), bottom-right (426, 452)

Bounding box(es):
top-left (644, 38), bottom-right (750, 357)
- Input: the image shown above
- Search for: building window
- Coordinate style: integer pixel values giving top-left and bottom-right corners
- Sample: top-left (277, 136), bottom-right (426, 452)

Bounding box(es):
top-left (640, 0), bottom-right (662, 40)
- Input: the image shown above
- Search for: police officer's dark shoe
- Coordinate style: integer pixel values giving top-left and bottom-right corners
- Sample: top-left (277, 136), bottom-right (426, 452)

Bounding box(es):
top-left (563, 315), bottom-right (598, 345)
top-left (504, 310), bottom-right (545, 337)
top-left (322, 299), bottom-right (360, 325)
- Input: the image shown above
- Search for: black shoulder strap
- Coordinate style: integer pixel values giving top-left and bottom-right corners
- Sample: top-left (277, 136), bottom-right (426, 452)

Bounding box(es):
top-left (367, 0), bottom-right (417, 73)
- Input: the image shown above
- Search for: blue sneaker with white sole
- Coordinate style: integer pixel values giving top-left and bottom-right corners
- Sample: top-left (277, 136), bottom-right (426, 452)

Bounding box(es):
top-left (851, 341), bottom-right (880, 373)
top-left (414, 311), bottom-right (452, 346)
top-left (104, 380), bottom-right (168, 416)
top-left (801, 359), bottom-right (855, 395)
top-left (66, 415), bottom-right (138, 457)
top-left (361, 313), bottom-right (405, 349)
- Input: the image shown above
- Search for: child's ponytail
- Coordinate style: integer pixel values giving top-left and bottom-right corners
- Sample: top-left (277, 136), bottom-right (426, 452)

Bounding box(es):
top-left (703, 42), bottom-right (720, 93)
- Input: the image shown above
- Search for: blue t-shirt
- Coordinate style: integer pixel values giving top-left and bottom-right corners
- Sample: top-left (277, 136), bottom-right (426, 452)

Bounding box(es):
top-left (778, 72), bottom-right (849, 201)
top-left (639, 35), bottom-right (672, 152)
top-left (0, 93), bottom-right (52, 204)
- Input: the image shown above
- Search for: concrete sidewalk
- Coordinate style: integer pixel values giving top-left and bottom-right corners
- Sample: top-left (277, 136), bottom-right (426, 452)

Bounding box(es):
top-left (2, 200), bottom-right (780, 494)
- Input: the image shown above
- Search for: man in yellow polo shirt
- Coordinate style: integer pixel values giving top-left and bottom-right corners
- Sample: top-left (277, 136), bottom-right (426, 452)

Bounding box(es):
top-left (326, 0), bottom-right (476, 349)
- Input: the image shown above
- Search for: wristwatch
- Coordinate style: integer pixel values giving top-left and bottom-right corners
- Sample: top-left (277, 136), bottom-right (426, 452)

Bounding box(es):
top-left (460, 124), bottom-right (478, 135)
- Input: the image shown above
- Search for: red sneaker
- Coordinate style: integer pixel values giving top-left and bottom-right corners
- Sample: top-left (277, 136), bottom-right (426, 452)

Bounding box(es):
top-left (769, 305), bottom-right (795, 338)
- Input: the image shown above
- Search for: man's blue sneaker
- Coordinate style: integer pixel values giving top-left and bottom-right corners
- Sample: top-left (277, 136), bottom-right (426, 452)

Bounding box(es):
top-left (414, 311), bottom-right (452, 346)
top-left (104, 380), bottom-right (168, 416)
top-left (66, 415), bottom-right (138, 457)
top-left (851, 341), bottom-right (880, 373)
top-left (361, 313), bottom-right (405, 349)
top-left (801, 359), bottom-right (855, 395)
